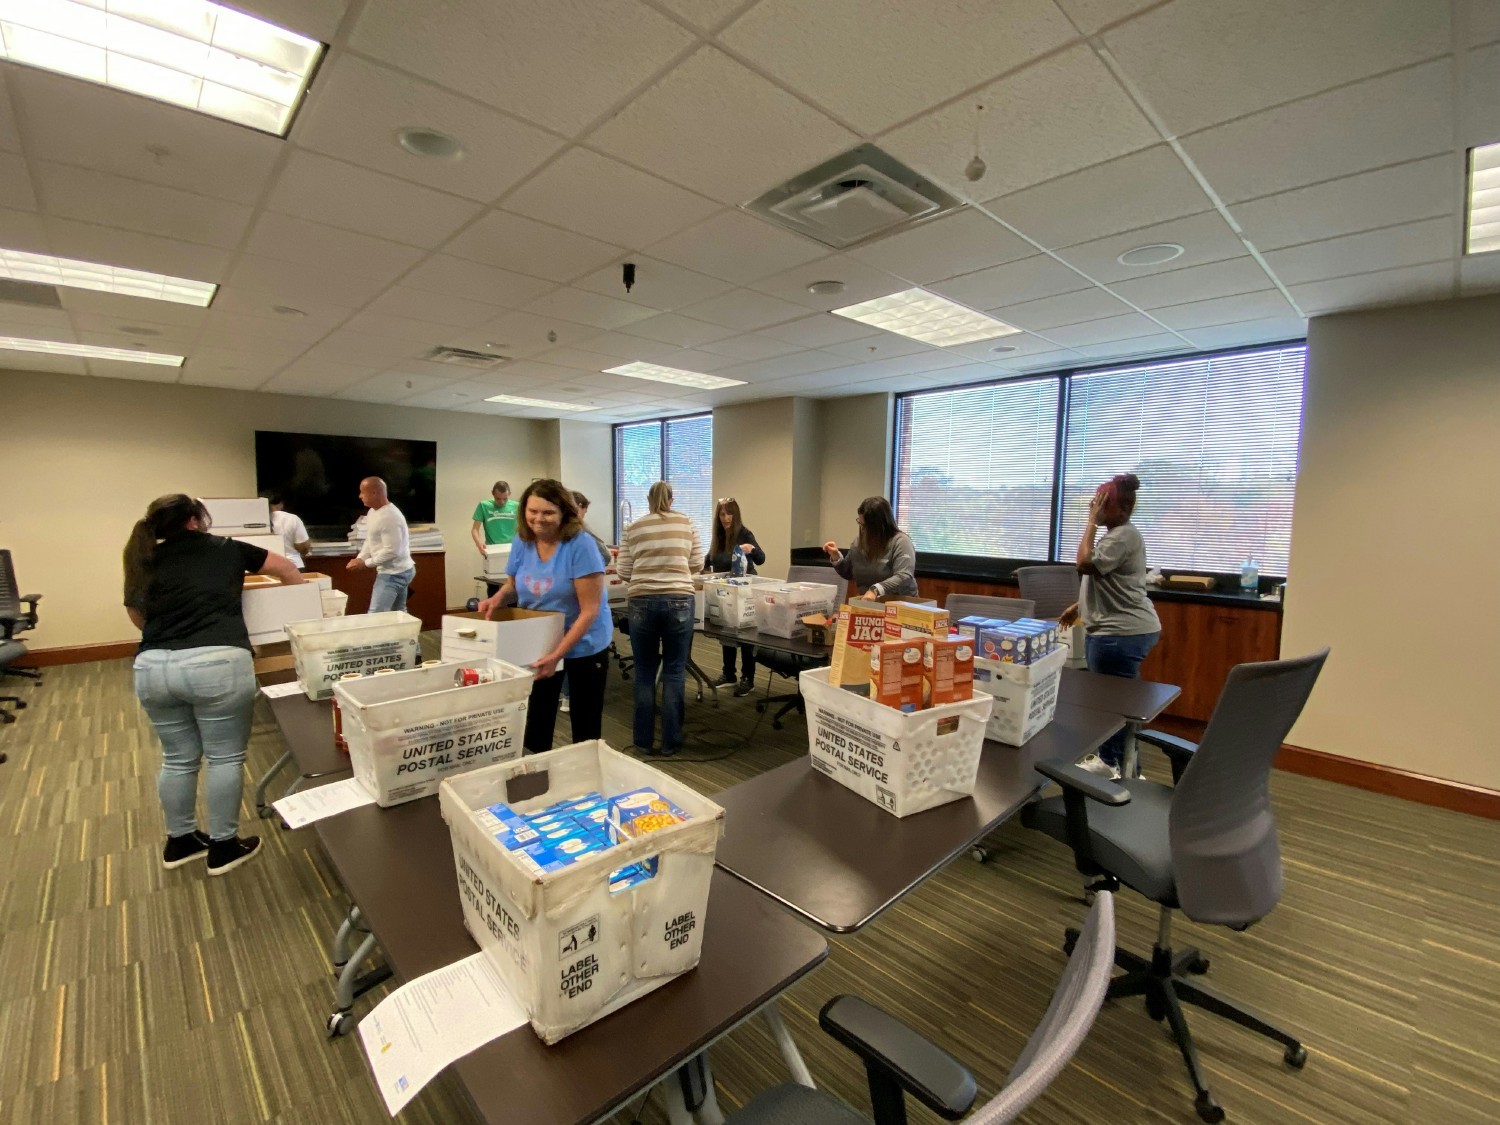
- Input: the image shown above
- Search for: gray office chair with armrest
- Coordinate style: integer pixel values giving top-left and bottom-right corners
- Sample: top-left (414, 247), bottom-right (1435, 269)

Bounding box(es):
top-left (753, 566), bottom-right (846, 730)
top-left (1014, 565), bottom-right (1081, 621)
top-left (1, 639), bottom-right (27, 721)
top-left (726, 892), bottom-right (1116, 1125)
top-left (1020, 648), bottom-right (1330, 1123)
top-left (945, 593), bottom-right (1035, 623)
top-left (0, 550), bottom-right (42, 684)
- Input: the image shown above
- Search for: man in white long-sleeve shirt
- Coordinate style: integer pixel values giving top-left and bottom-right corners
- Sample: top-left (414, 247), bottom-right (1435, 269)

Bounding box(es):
top-left (346, 477), bottom-right (415, 612)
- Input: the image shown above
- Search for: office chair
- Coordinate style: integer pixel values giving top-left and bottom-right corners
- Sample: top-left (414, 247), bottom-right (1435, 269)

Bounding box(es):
top-left (1014, 565), bottom-right (1081, 620)
top-left (0, 550), bottom-right (42, 685)
top-left (1020, 649), bottom-right (1330, 1123)
top-left (753, 566), bottom-right (844, 730)
top-left (944, 593), bottom-right (1036, 623)
top-left (724, 893), bottom-right (1116, 1125)
top-left (1, 639), bottom-right (27, 721)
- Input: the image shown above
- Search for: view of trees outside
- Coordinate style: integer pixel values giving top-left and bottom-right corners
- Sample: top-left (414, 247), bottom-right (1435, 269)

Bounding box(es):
top-left (613, 415), bottom-right (713, 543)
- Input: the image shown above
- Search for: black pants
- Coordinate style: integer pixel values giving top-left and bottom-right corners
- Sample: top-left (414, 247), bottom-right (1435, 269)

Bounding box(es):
top-left (523, 648), bottom-right (610, 754)
top-left (721, 643), bottom-right (756, 681)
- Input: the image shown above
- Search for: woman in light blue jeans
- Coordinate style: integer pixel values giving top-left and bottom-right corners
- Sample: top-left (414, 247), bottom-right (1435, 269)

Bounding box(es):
top-left (125, 494), bottom-right (304, 875)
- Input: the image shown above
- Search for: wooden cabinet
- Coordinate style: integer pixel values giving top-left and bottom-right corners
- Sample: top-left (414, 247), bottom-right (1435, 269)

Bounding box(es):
top-left (303, 550), bottom-right (448, 630)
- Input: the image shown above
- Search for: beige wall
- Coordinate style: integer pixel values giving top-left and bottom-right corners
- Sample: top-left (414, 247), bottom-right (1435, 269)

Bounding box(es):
top-left (0, 368), bottom-right (550, 649)
top-left (789, 398), bottom-right (822, 551)
top-left (556, 420), bottom-right (614, 543)
top-left (713, 398), bottom-right (818, 580)
top-left (1282, 295), bottom-right (1500, 791)
top-left (815, 393), bottom-right (893, 551)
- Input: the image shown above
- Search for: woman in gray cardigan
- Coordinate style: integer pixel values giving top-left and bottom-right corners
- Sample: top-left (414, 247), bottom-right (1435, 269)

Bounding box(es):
top-left (822, 497), bottom-right (918, 600)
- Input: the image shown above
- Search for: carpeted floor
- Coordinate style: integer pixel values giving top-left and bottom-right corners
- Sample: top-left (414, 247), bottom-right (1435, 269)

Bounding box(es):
top-left (0, 639), bottom-right (1496, 1124)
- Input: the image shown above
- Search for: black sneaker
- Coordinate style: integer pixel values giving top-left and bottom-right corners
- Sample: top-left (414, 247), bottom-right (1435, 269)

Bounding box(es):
top-left (162, 831), bottom-right (211, 870)
top-left (712, 673), bottom-right (737, 688)
top-left (733, 677), bottom-right (755, 698)
top-left (207, 835), bottom-right (263, 877)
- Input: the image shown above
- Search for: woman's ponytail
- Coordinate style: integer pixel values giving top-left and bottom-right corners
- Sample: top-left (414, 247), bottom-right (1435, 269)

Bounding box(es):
top-left (123, 494), bottom-right (204, 607)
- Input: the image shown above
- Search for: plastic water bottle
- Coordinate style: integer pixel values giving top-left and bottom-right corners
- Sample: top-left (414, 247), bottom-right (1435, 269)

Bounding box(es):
top-left (730, 548), bottom-right (746, 578)
top-left (1240, 558), bottom-right (1259, 593)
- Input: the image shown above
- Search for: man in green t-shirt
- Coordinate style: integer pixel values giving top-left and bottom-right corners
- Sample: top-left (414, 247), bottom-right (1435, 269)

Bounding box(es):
top-left (471, 481), bottom-right (519, 555)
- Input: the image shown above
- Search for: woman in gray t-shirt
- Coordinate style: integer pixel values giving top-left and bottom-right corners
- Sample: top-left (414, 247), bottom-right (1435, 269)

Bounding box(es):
top-left (823, 497), bottom-right (918, 600)
top-left (1060, 473), bottom-right (1161, 777)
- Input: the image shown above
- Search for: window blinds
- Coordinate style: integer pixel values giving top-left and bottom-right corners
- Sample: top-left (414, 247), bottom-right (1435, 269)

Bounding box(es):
top-left (612, 413), bottom-right (714, 544)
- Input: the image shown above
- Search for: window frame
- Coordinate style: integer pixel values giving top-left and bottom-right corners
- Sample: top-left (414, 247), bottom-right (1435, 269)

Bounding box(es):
top-left (611, 410), bottom-right (713, 543)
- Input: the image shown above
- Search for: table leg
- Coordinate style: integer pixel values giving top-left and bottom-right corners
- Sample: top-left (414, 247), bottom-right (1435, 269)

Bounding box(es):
top-left (253, 749), bottom-right (292, 818)
top-left (661, 1072), bottom-right (695, 1125)
top-left (1122, 721), bottom-right (1142, 779)
top-left (686, 658), bottom-right (719, 706)
top-left (331, 905), bottom-right (362, 970)
top-left (763, 1001), bottom-right (815, 1088)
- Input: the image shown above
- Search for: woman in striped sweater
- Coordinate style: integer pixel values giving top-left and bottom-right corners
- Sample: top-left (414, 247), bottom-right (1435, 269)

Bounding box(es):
top-left (616, 481), bottom-right (703, 756)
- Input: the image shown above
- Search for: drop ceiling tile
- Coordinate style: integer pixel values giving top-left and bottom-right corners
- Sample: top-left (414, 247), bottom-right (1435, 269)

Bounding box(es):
top-left (695, 333), bottom-right (804, 361)
top-left (884, 45), bottom-right (1159, 203)
top-left (650, 0), bottom-right (748, 31)
top-left (1229, 157), bottom-right (1453, 253)
top-left (1181, 60), bottom-right (1453, 205)
top-left (295, 56), bottom-right (563, 202)
top-left (1108, 257), bottom-right (1275, 310)
top-left (55, 288), bottom-right (208, 326)
top-left (339, 370), bottom-right (459, 403)
top-left (1152, 290), bottom-right (1300, 331)
top-left (41, 218), bottom-right (230, 282)
top-left (988, 145), bottom-right (1215, 250)
top-left (1466, 44), bottom-right (1500, 147)
top-left (560, 331), bottom-right (679, 362)
top-left (339, 309), bottom-right (476, 345)
top-left (1102, 0), bottom-right (1449, 137)
top-left (1043, 313), bottom-right (1171, 348)
top-left (300, 330), bottom-right (425, 366)
top-left (200, 309), bottom-right (335, 346)
top-left (0, 153), bottom-right (35, 211)
top-left (532, 346), bottom-right (625, 371)
top-left (846, 210), bottom-right (1035, 284)
top-left (70, 312), bottom-right (198, 349)
top-left (926, 253), bottom-right (1093, 310)
top-left (179, 353), bottom-right (289, 390)
top-left (756, 314), bottom-right (878, 348)
top-left (942, 330), bottom-right (1076, 361)
top-left (350, 0), bottom-right (695, 134)
top-left (503, 150), bottom-right (719, 250)
top-left (228, 253), bottom-right (395, 309)
top-left (399, 255), bottom-right (555, 309)
top-left (677, 288), bottom-right (810, 331)
top-left (1054, 0), bottom-right (1160, 35)
top-left (749, 255), bottom-right (907, 311)
top-left (10, 68), bottom-right (282, 206)
top-left (723, 0), bottom-right (1075, 135)
top-left (33, 163), bottom-right (253, 249)
top-left (444, 210), bottom-right (623, 283)
top-left (821, 350), bottom-right (970, 382)
top-left (0, 75), bottom-right (19, 152)
top-left (1055, 211), bottom-right (1248, 285)
top-left (588, 46), bottom-right (857, 204)
top-left (618, 312), bottom-right (736, 347)
top-left (357, 286), bottom-right (504, 329)
top-left (992, 286), bottom-right (1133, 330)
top-left (0, 207), bottom-right (49, 253)
top-left (1179, 316), bottom-right (1308, 351)
top-left (0, 306), bottom-right (73, 333)
top-left (1289, 261), bottom-right (1456, 316)
top-left (716, 350), bottom-right (853, 382)
top-left (1004, 348), bottom-right (1087, 374)
top-left (1068, 336), bottom-right (1193, 363)
top-left (84, 358), bottom-right (183, 383)
top-left (244, 212), bottom-right (426, 278)
top-left (647, 347), bottom-right (741, 373)
top-left (820, 332), bottom-right (935, 360)
top-left (573, 256), bottom-right (733, 311)
top-left (646, 210), bottom-right (828, 285)
top-left (476, 310), bottom-right (604, 356)
top-left (402, 384), bottom-right (498, 409)
top-left (0, 351), bottom-right (86, 375)
top-left (235, 0), bottom-right (347, 40)
top-left (209, 284), bottom-right (356, 323)
top-left (523, 287), bottom-right (660, 330)
top-left (1262, 218), bottom-right (1456, 286)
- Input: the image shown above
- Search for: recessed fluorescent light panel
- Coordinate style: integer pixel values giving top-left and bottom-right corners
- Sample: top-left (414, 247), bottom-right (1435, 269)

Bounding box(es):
top-left (603, 362), bottom-right (746, 390)
top-left (0, 335), bottom-right (184, 365)
top-left (0, 0), bottom-right (325, 136)
top-left (0, 247), bottom-right (217, 306)
top-left (832, 287), bottom-right (1021, 347)
top-left (484, 394), bottom-right (596, 412)
top-left (1466, 142), bottom-right (1500, 255)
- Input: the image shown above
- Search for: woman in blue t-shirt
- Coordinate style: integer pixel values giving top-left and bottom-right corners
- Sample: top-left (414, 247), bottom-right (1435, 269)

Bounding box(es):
top-left (477, 479), bottom-right (612, 753)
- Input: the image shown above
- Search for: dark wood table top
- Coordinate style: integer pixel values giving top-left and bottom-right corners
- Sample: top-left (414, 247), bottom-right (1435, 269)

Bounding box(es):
top-left (265, 693), bottom-right (355, 777)
top-left (712, 702), bottom-right (1123, 934)
top-left (1057, 668), bottom-right (1181, 723)
top-left (700, 621), bottom-right (833, 660)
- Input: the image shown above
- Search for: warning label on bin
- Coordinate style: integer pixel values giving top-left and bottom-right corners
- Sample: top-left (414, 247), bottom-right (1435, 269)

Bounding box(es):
top-left (307, 639), bottom-right (419, 695)
top-left (457, 853), bottom-right (528, 971)
top-left (810, 710), bottom-right (891, 786)
top-left (559, 915), bottom-right (599, 958)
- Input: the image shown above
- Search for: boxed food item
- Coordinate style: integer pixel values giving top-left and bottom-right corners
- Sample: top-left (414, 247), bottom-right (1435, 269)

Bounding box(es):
top-left (285, 611), bottom-right (423, 699)
top-left (973, 646), bottom-right (1067, 745)
top-left (441, 609), bottom-right (565, 668)
top-left (608, 787), bottom-right (690, 841)
top-left (924, 637), bottom-right (975, 705)
top-left (755, 582), bottom-right (841, 639)
top-left (439, 742), bottom-right (724, 1043)
top-left (829, 603), bottom-right (886, 689)
top-left (883, 601), bottom-right (951, 641)
top-left (954, 615), bottom-right (994, 639)
top-left (869, 638), bottom-right (926, 712)
top-left (977, 620), bottom-right (1053, 665)
top-left (801, 667), bottom-right (994, 817)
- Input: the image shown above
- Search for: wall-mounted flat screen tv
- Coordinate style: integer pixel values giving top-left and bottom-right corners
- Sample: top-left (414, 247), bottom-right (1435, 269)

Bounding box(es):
top-left (255, 430), bottom-right (437, 538)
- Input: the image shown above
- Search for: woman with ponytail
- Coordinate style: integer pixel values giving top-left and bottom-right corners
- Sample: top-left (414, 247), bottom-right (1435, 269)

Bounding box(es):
top-left (1059, 473), bottom-right (1161, 779)
top-left (124, 494), bottom-right (304, 875)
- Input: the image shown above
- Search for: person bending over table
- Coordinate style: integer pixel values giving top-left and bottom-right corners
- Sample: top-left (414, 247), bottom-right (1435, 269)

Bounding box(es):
top-left (822, 496), bottom-right (918, 600)
top-left (616, 480), bottom-right (703, 756)
top-left (472, 480), bottom-right (518, 597)
top-left (124, 493), bottom-right (305, 876)
top-left (704, 496), bottom-right (765, 697)
top-left (477, 479), bottom-right (612, 753)
top-left (1059, 472), bottom-right (1161, 780)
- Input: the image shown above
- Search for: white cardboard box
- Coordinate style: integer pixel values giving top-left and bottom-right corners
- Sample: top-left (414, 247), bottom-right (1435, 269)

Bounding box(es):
top-left (442, 609), bottom-right (565, 668)
top-left (202, 497), bottom-right (271, 537)
top-left (285, 612), bottom-right (423, 700)
top-left (237, 533), bottom-right (287, 557)
top-left (483, 543), bottom-right (512, 579)
top-left (242, 583), bottom-right (325, 647)
top-left (973, 646), bottom-right (1067, 745)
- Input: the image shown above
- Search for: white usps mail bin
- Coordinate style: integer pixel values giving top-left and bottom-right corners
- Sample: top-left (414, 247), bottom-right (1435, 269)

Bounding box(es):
top-left (285, 612), bottom-right (422, 700)
top-left (337, 658), bottom-right (533, 807)
top-left (799, 667), bottom-right (994, 817)
top-left (242, 582), bottom-right (325, 647)
top-left (439, 741), bottom-right (724, 1044)
top-left (703, 576), bottom-right (776, 628)
top-left (973, 646), bottom-right (1067, 746)
top-left (321, 590), bottom-right (349, 618)
top-left (441, 609), bottom-right (565, 667)
top-left (755, 582), bottom-right (840, 639)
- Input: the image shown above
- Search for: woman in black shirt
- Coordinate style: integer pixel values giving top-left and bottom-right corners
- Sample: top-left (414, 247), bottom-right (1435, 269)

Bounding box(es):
top-left (704, 498), bottom-right (765, 697)
top-left (124, 495), bottom-right (303, 876)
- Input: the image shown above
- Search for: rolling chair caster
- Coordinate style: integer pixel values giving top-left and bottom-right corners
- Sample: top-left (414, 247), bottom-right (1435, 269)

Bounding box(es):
top-left (968, 845), bottom-right (991, 863)
top-left (326, 1010), bottom-right (357, 1038)
top-left (1284, 1044), bottom-right (1308, 1068)
top-left (256, 804), bottom-right (276, 820)
top-left (1194, 1091), bottom-right (1225, 1123)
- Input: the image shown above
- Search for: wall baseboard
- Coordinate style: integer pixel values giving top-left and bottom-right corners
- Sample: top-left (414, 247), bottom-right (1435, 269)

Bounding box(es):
top-left (17, 641), bottom-right (138, 667)
top-left (1273, 743), bottom-right (1500, 820)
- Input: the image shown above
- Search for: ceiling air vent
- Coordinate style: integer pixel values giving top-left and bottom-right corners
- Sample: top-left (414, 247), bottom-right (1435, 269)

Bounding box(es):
top-left (425, 346), bottom-right (511, 369)
top-left (0, 278), bottom-right (64, 309)
top-left (744, 144), bottom-right (963, 250)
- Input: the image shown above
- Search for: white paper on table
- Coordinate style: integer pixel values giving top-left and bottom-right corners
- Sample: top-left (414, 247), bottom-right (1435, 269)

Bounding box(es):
top-left (272, 777), bottom-right (376, 828)
top-left (359, 951), bottom-right (528, 1116)
top-left (259, 680), bottom-right (304, 698)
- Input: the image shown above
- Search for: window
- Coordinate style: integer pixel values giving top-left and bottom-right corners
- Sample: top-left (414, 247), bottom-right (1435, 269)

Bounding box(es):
top-left (613, 413), bottom-right (714, 542)
top-left (894, 378), bottom-right (1061, 558)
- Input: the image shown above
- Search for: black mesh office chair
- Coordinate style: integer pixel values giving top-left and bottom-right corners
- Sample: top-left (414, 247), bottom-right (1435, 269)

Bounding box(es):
top-left (1014, 565), bottom-right (1081, 620)
top-left (755, 566), bottom-right (845, 730)
top-left (0, 550), bottom-right (42, 690)
top-left (1021, 649), bottom-right (1330, 1123)
top-left (725, 893), bottom-right (1116, 1125)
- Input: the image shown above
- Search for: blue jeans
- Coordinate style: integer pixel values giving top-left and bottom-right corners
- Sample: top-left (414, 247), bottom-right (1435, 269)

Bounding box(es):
top-left (370, 567), bottom-right (415, 613)
top-left (1085, 631), bottom-right (1160, 767)
top-left (133, 646), bottom-right (257, 841)
top-left (628, 594), bottom-right (695, 752)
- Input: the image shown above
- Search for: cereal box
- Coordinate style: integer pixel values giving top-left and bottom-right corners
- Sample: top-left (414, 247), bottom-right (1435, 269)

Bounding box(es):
top-left (883, 601), bottom-right (951, 641)
top-left (829, 602), bottom-right (886, 689)
top-left (869, 638), bottom-right (926, 712)
top-left (924, 636), bottom-right (975, 705)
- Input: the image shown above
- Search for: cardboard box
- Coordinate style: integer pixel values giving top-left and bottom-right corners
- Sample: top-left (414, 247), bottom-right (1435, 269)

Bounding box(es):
top-left (829, 603), bottom-right (886, 689)
top-left (883, 601), bottom-right (951, 641)
top-left (869, 639), bottom-right (926, 712)
top-left (924, 637), bottom-right (975, 705)
top-left (442, 609), bottom-right (566, 668)
top-left (483, 543), bottom-right (512, 579)
top-left (201, 497), bottom-right (271, 537)
top-left (242, 582), bottom-right (325, 647)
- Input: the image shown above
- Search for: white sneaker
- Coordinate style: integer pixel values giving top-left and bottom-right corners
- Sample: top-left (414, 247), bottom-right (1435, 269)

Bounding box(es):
top-left (559, 696), bottom-right (571, 713)
top-left (1076, 754), bottom-right (1121, 781)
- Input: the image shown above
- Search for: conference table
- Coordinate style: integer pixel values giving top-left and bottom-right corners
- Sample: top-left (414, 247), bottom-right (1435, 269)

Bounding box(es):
top-left (263, 690), bottom-right (828, 1125)
top-left (1056, 667), bottom-right (1181, 776)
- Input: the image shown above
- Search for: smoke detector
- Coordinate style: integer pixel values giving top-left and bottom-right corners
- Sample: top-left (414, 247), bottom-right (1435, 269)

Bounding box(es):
top-left (425, 345), bottom-right (512, 369)
top-left (744, 144), bottom-right (963, 250)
